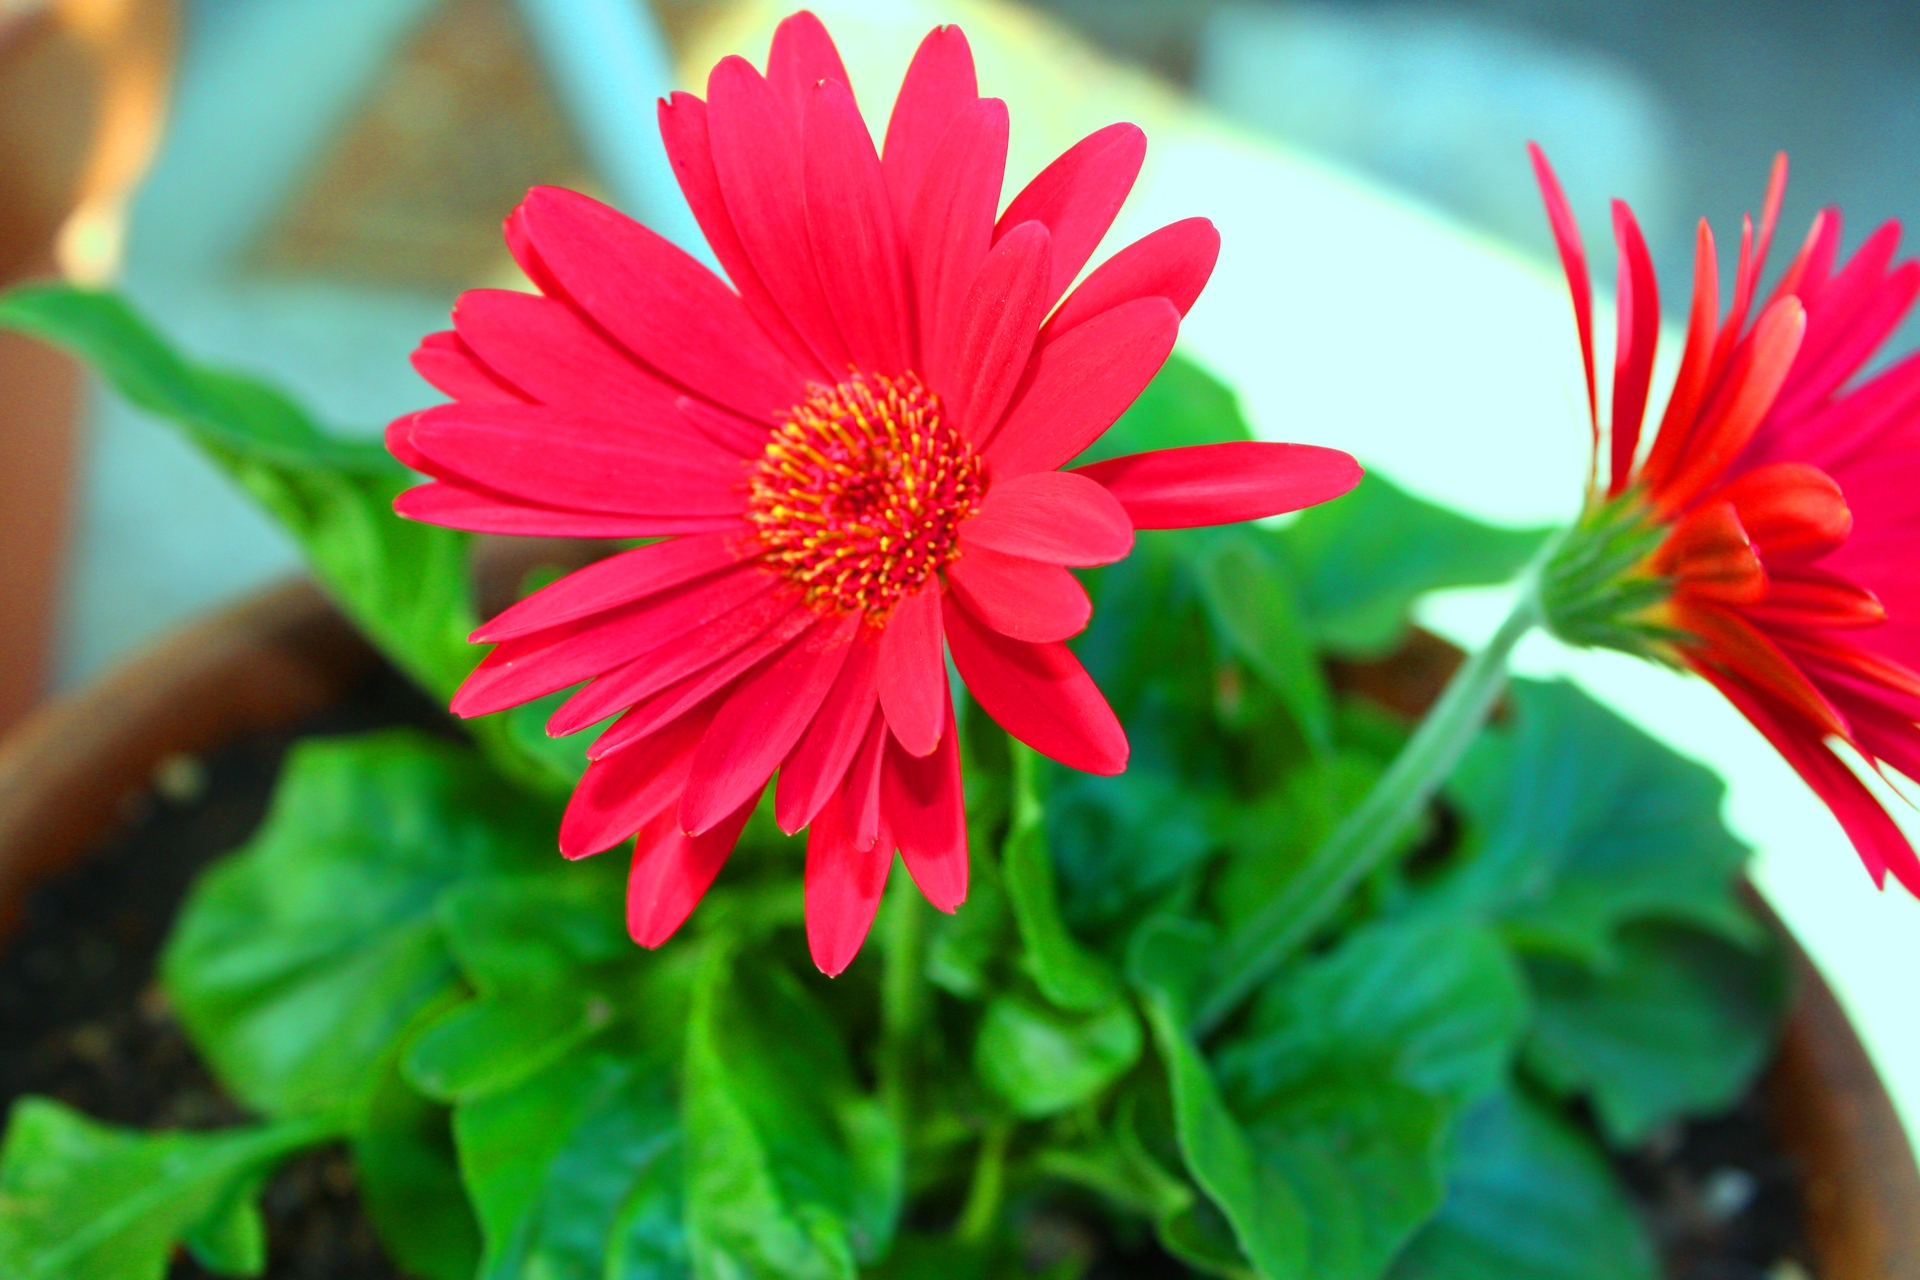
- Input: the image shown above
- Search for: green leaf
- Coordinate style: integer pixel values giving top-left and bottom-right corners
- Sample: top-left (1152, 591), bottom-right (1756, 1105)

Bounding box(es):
top-left (1070, 351), bottom-right (1252, 466)
top-left (1002, 746), bottom-right (1122, 1012)
top-left (1206, 915), bottom-right (1529, 1280)
top-left (974, 995), bottom-right (1143, 1118)
top-left (1139, 992), bottom-right (1307, 1280)
top-left (1521, 922), bottom-right (1788, 1146)
top-left (1046, 766), bottom-right (1218, 936)
top-left (0, 1097), bottom-right (331, 1280)
top-left (162, 731), bottom-right (552, 1122)
top-left (406, 872), bottom-right (631, 1103)
top-left (1195, 531), bottom-right (1332, 753)
top-left (1441, 679), bottom-right (1760, 963)
top-left (1224, 915), bottom-right (1528, 1108)
top-left (683, 948), bottom-right (902, 1279)
top-left (1389, 1088), bottom-right (1657, 1280)
top-left (352, 1034), bottom-right (482, 1280)
top-left (455, 1046), bottom-right (687, 1280)
top-left (1073, 527), bottom-right (1218, 734)
top-left (1210, 752), bottom-right (1385, 932)
top-left (926, 843), bottom-right (1012, 1000)
top-left (1280, 473), bottom-right (1548, 657)
top-left (179, 1171), bottom-right (270, 1276)
top-left (0, 284), bottom-right (475, 700)
top-left (863, 1234), bottom-right (997, 1280)
top-left (0, 284), bottom-right (589, 792)
top-left (1030, 1093), bottom-right (1194, 1223)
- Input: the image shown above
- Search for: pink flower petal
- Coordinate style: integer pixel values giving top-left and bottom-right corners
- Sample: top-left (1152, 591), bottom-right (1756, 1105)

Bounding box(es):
top-left (882, 691), bottom-right (967, 911)
top-left (502, 201), bottom-right (563, 297)
top-left (558, 702), bottom-right (717, 858)
top-left (996, 123), bottom-right (1146, 310)
top-left (942, 219), bottom-right (1051, 442)
top-left (518, 185), bottom-right (803, 420)
top-left (408, 402), bottom-right (746, 517)
top-left (1774, 232), bottom-right (1920, 425)
top-left (804, 78), bottom-right (913, 375)
top-left (1699, 664), bottom-right (1920, 895)
top-left (453, 565), bottom-right (780, 718)
top-left (587, 603), bottom-right (819, 758)
top-left (961, 470), bottom-right (1134, 566)
top-left (882, 24), bottom-right (978, 218)
top-left (658, 90), bottom-right (824, 378)
top-left (1072, 442), bottom-right (1363, 529)
top-left (453, 288), bottom-right (762, 456)
top-left (844, 708), bottom-right (890, 851)
top-left (983, 297), bottom-right (1180, 477)
top-left (679, 612), bottom-right (862, 833)
top-left (905, 96), bottom-right (1009, 384)
top-left (546, 581), bottom-right (803, 736)
top-left (767, 9), bottom-right (853, 113)
top-left (707, 55), bottom-right (852, 371)
top-left (1043, 217), bottom-right (1219, 339)
top-left (805, 746), bottom-right (893, 975)
top-left (386, 412), bottom-right (431, 472)
top-left (945, 545), bottom-right (1090, 642)
top-left (776, 631), bottom-right (881, 834)
top-left (411, 330), bottom-right (525, 404)
top-left (877, 577), bottom-right (947, 756)
top-left (394, 481), bottom-right (733, 539)
top-left (944, 592), bottom-right (1127, 775)
top-left (626, 797), bottom-right (758, 948)
top-left (473, 532), bottom-right (756, 643)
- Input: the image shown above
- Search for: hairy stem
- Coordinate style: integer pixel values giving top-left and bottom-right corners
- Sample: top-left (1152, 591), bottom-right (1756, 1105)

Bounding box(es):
top-left (1190, 587), bottom-right (1542, 1037)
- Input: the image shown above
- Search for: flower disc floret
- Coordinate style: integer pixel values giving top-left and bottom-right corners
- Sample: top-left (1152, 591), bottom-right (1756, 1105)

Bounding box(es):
top-left (746, 370), bottom-right (984, 621)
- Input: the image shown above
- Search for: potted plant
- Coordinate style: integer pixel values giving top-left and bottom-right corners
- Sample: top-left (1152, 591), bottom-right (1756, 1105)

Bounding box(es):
top-left (2, 11), bottom-right (1917, 1279)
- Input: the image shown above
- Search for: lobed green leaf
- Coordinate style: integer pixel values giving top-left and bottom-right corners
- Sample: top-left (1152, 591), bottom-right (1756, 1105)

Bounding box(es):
top-left (0, 1098), bottom-right (332, 1280)
top-left (1388, 1088), bottom-right (1657, 1280)
top-left (1280, 473), bottom-right (1549, 658)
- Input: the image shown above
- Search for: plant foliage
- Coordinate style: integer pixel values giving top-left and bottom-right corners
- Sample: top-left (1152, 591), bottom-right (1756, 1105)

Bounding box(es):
top-left (0, 288), bottom-right (1787, 1279)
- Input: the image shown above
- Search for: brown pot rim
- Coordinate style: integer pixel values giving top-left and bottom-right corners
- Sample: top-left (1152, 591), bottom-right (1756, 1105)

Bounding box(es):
top-left (1, 579), bottom-right (1915, 1278)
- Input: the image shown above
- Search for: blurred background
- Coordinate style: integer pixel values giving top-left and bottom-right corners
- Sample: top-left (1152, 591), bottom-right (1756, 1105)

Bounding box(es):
top-left (4, 0), bottom-right (1918, 1136)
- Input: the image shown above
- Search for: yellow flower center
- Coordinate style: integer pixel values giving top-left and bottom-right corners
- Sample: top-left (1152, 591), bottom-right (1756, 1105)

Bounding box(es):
top-left (746, 370), bottom-right (984, 621)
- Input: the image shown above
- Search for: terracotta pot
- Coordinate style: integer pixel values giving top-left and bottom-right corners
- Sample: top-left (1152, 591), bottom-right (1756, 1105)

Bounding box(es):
top-left (1, 579), bottom-right (1916, 1278)
top-left (0, 1), bottom-right (178, 734)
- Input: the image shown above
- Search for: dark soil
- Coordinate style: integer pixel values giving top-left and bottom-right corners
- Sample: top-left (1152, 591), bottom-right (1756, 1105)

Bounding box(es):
top-left (0, 663), bottom-right (446, 1280)
top-left (0, 661), bottom-right (1817, 1279)
top-left (1617, 1098), bottom-right (1816, 1280)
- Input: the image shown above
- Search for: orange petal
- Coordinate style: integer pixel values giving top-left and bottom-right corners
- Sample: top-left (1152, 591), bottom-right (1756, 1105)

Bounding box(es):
top-left (1715, 462), bottom-right (1851, 561)
top-left (1654, 297), bottom-right (1807, 514)
top-left (1653, 502), bottom-right (1767, 604)
top-left (1672, 598), bottom-right (1849, 739)
top-left (1745, 569), bottom-right (1886, 630)
top-left (1641, 219), bottom-right (1721, 494)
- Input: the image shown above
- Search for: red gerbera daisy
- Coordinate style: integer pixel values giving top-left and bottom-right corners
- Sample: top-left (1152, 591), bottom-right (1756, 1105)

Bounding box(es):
top-left (385, 12), bottom-right (1362, 973)
top-left (1532, 143), bottom-right (1920, 896)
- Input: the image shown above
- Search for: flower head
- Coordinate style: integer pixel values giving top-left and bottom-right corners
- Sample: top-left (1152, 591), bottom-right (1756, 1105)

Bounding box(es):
top-left (1531, 143), bottom-right (1920, 895)
top-left (387, 11), bottom-right (1363, 972)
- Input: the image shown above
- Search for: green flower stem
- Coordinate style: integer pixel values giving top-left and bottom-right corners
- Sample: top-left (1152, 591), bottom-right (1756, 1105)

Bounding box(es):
top-left (955, 1121), bottom-right (1012, 1245)
top-left (1190, 586), bottom-right (1544, 1038)
top-left (880, 864), bottom-right (929, 1126)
